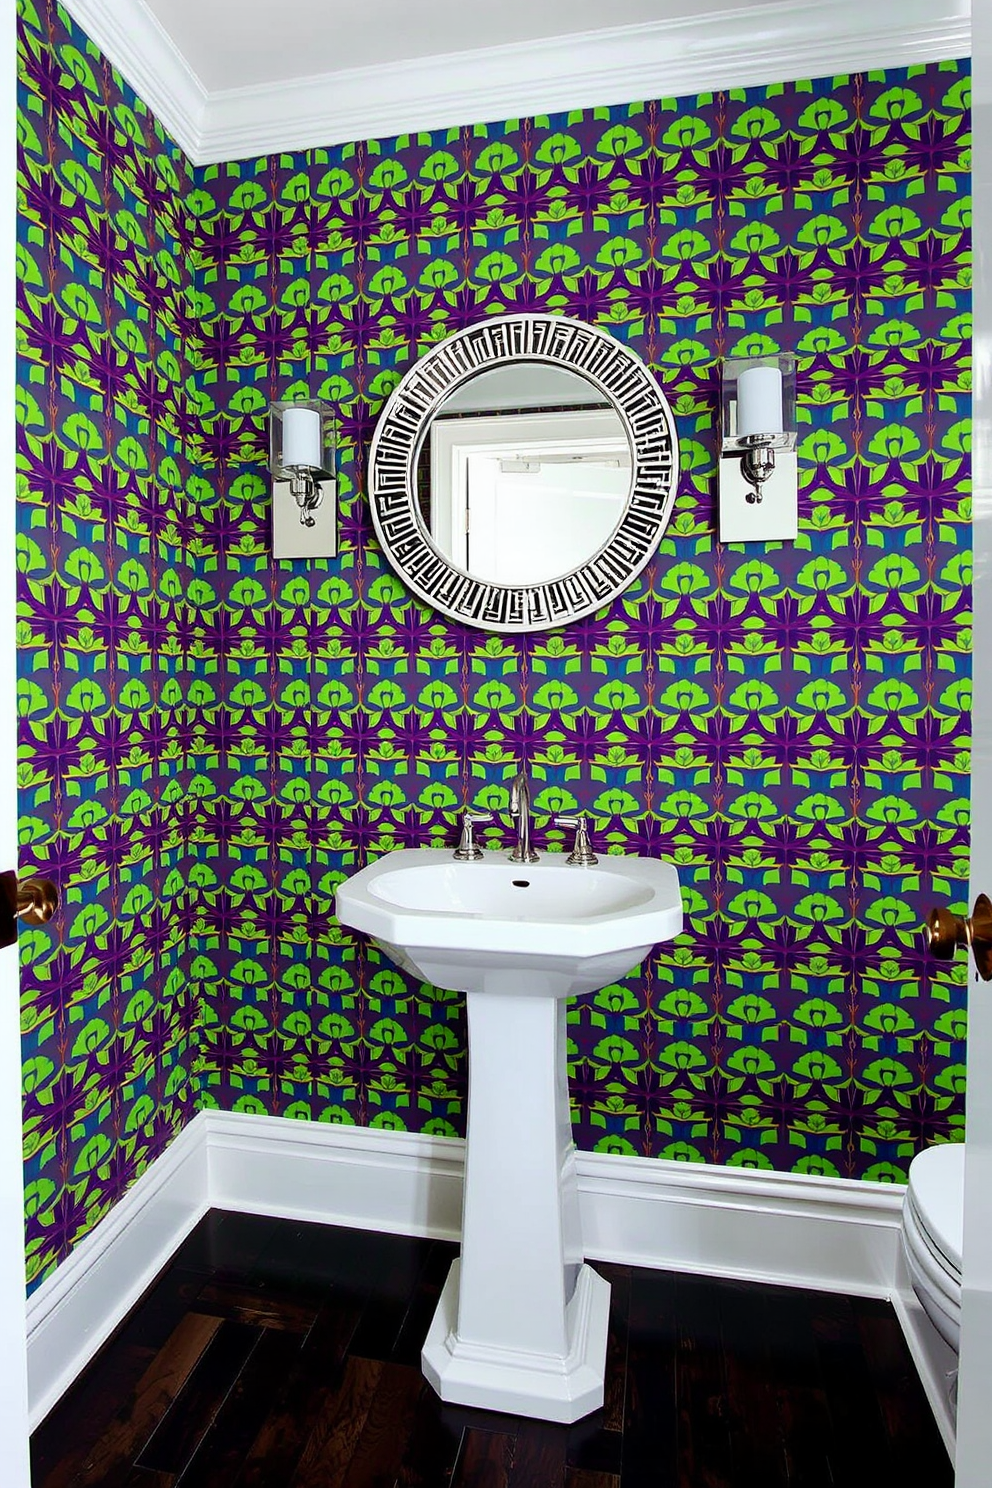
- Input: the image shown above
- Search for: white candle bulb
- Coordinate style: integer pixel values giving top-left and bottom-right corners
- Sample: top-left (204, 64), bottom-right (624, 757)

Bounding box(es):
top-left (281, 406), bottom-right (323, 469)
top-left (736, 365), bottom-right (783, 438)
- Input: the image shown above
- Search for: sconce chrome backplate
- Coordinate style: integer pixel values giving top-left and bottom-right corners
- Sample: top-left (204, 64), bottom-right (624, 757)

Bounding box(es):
top-left (272, 477), bottom-right (338, 560)
top-left (718, 452), bottom-right (797, 544)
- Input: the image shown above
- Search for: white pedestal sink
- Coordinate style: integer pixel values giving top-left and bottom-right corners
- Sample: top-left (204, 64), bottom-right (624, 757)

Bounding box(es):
top-left (336, 848), bottom-right (682, 1423)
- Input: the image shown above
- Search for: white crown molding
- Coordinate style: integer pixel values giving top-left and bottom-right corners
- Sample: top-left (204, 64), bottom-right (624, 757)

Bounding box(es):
top-left (27, 1111), bottom-right (914, 1432)
top-left (58, 0), bottom-right (969, 167)
top-left (57, 0), bottom-right (207, 161)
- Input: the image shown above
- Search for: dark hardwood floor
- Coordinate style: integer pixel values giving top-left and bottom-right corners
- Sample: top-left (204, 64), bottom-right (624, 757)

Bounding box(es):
top-left (31, 1210), bottom-right (953, 1488)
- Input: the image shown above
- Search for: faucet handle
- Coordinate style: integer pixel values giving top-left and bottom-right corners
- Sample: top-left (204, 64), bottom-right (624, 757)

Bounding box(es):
top-left (554, 814), bottom-right (598, 866)
top-left (453, 811), bottom-right (491, 862)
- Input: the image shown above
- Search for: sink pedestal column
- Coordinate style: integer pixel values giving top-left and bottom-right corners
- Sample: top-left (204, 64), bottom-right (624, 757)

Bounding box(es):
top-left (422, 984), bottom-right (611, 1423)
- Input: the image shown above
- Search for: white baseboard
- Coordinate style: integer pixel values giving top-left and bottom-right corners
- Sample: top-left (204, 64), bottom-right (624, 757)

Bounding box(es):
top-left (25, 1117), bottom-right (209, 1431)
top-left (206, 1112), bottom-right (465, 1241)
top-left (891, 1245), bottom-right (958, 1461)
top-left (26, 1112), bottom-right (909, 1431)
top-left (576, 1149), bottom-right (903, 1297)
top-left (207, 1112), bottom-right (904, 1295)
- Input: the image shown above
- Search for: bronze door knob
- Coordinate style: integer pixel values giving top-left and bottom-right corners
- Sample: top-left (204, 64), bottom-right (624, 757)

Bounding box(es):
top-left (16, 877), bottom-right (58, 926)
top-left (0, 871), bottom-right (59, 947)
top-left (925, 894), bottom-right (992, 981)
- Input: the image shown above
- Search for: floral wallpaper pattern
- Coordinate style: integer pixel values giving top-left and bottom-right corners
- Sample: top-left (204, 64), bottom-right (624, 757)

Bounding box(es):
top-left (17, 0), bottom-right (971, 1290)
top-left (17, 0), bottom-right (199, 1288)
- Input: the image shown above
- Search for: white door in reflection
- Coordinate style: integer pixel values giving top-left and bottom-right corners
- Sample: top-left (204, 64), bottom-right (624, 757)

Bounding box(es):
top-left (429, 410), bottom-right (631, 584)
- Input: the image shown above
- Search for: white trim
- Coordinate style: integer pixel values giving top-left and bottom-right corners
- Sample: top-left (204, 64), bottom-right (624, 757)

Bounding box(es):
top-left (206, 1111), bottom-right (465, 1240)
top-left (26, 1112), bottom-right (908, 1429)
top-left (25, 1116), bottom-right (209, 1432)
top-left (577, 1148), bottom-right (904, 1297)
top-left (892, 1293), bottom-right (958, 1459)
top-left (206, 1113), bottom-right (905, 1297)
top-left (891, 1245), bottom-right (959, 1460)
top-left (57, 0), bottom-right (207, 161)
top-left (59, 0), bottom-right (970, 166)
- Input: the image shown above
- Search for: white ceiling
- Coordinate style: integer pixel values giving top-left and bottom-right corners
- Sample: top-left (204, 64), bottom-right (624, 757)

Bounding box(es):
top-left (62, 0), bottom-right (970, 164)
top-left (140, 0), bottom-right (788, 92)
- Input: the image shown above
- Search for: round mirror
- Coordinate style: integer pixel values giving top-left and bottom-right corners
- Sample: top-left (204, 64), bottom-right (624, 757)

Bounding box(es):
top-left (416, 364), bottom-right (631, 587)
top-left (369, 315), bottom-right (679, 632)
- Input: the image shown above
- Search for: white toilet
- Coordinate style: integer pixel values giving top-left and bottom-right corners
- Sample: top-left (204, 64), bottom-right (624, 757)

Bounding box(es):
top-left (903, 1143), bottom-right (964, 1351)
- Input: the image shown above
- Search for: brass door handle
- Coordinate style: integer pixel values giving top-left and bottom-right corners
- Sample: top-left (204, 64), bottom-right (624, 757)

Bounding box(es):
top-left (0, 871), bottom-right (58, 947)
top-left (17, 877), bottom-right (58, 925)
top-left (925, 894), bottom-right (992, 981)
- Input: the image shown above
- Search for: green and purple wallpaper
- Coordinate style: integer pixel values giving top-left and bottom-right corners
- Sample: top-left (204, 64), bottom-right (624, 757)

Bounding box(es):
top-left (17, 0), bottom-right (971, 1291)
top-left (17, 0), bottom-right (199, 1287)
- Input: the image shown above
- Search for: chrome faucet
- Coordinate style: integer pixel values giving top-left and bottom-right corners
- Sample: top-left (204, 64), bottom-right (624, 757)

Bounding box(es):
top-left (509, 768), bottom-right (539, 863)
top-left (453, 810), bottom-right (490, 861)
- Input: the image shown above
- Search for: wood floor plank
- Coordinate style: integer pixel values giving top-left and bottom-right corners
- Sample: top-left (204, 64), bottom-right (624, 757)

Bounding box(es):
top-left (167, 1212), bottom-right (235, 1276)
top-left (393, 1385), bottom-right (465, 1487)
top-left (854, 1296), bottom-right (954, 1484)
top-left (32, 1341), bottom-right (159, 1488)
top-left (566, 1472), bottom-right (621, 1488)
top-left (436, 1400), bottom-right (524, 1441)
top-left (598, 1264), bottom-right (630, 1437)
top-left (717, 1280), bottom-right (790, 1488)
top-left (136, 1321), bottom-right (260, 1475)
top-left (451, 1428), bottom-right (516, 1488)
top-left (561, 1258), bottom-right (629, 1481)
top-left (754, 1283), bottom-right (835, 1488)
top-left (169, 1326), bottom-right (303, 1488)
top-left (245, 1219), bottom-right (374, 1296)
top-left (808, 1290), bottom-right (894, 1488)
top-left (62, 1313), bottom-right (223, 1488)
top-left (346, 1235), bottom-right (439, 1363)
top-left (619, 1267), bottom-right (678, 1488)
top-left (191, 1278), bottom-right (319, 1333)
top-left (32, 1268), bottom-right (206, 1488)
top-left (506, 1417), bottom-right (568, 1488)
top-left (564, 1414), bottom-right (622, 1482)
top-left (234, 1297), bottom-right (366, 1488)
top-left (252, 1221), bottom-right (434, 1304)
top-left (673, 1273), bottom-right (734, 1488)
top-left (339, 1360), bottom-right (425, 1488)
top-left (391, 1240), bottom-right (459, 1367)
top-left (178, 1212), bottom-right (282, 1280)
top-left (289, 1355), bottom-right (384, 1488)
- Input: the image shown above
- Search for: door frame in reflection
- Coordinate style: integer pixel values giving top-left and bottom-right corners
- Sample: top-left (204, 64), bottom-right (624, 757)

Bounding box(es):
top-left (429, 409), bottom-right (632, 580)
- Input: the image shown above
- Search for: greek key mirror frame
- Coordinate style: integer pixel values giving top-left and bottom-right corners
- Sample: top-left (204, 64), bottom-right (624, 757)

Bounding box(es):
top-left (368, 314), bottom-right (680, 633)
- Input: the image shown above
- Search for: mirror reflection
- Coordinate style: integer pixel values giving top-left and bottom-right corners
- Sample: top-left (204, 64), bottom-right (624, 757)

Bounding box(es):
top-left (415, 363), bottom-right (633, 586)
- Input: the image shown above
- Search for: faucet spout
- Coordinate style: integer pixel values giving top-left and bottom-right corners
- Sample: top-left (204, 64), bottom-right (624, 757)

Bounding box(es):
top-left (509, 769), bottom-right (540, 864)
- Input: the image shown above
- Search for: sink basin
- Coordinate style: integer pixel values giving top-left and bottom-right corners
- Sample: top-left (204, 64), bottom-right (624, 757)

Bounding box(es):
top-left (335, 843), bottom-right (682, 1423)
top-left (335, 847), bottom-right (682, 998)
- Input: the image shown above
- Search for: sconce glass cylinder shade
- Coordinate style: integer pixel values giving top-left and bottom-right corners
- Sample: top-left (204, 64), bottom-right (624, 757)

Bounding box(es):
top-left (737, 365), bottom-right (782, 438)
top-left (720, 353), bottom-right (797, 506)
top-left (721, 354), bottom-right (797, 453)
top-left (269, 398), bottom-right (336, 535)
top-left (269, 399), bottom-right (335, 482)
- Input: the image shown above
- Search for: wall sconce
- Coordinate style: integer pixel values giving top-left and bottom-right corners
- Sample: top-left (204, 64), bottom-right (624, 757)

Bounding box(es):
top-left (269, 398), bottom-right (337, 560)
top-left (718, 354), bottom-right (798, 544)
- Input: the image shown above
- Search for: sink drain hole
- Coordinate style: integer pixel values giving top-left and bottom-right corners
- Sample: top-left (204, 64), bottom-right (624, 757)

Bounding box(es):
top-left (512, 879), bottom-right (530, 888)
